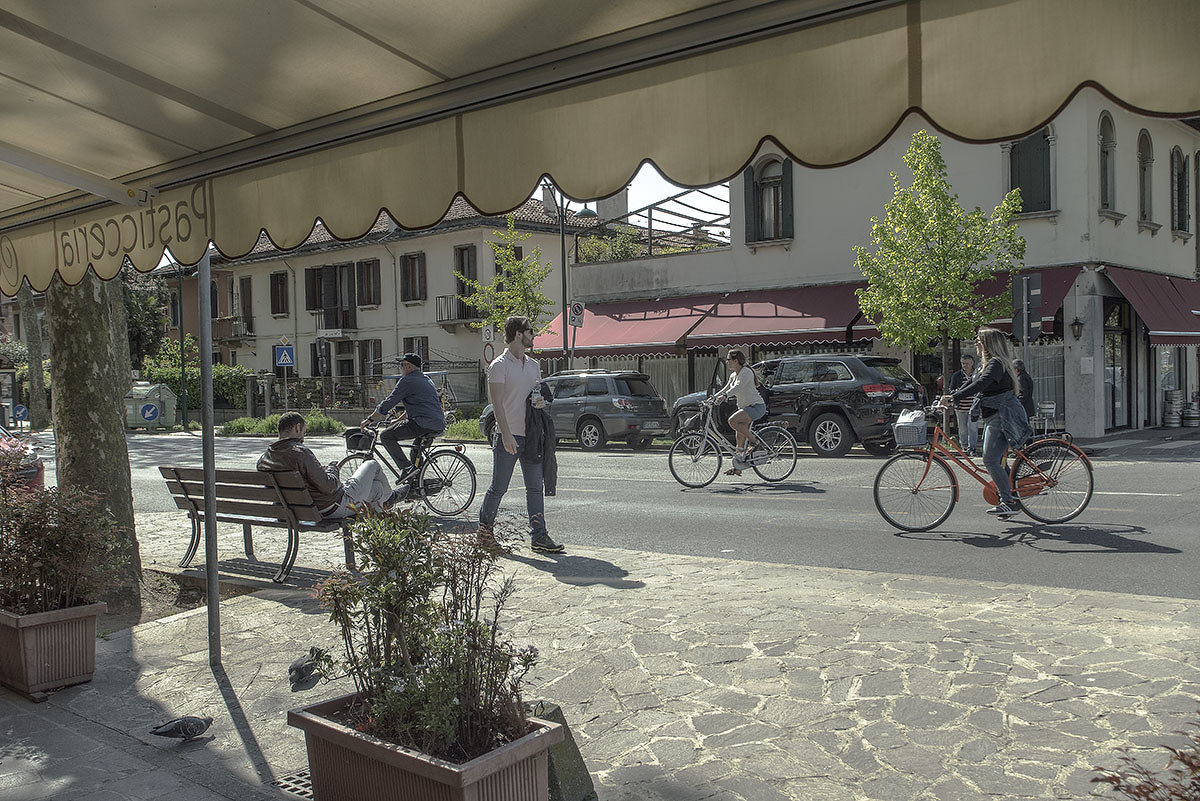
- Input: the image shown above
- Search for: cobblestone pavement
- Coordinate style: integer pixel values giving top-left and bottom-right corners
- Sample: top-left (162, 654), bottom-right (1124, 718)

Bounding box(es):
top-left (1, 512), bottom-right (1198, 801)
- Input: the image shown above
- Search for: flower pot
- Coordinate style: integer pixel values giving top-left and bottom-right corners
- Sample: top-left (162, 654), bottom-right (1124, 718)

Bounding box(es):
top-left (288, 691), bottom-right (565, 801)
top-left (0, 602), bottom-right (107, 702)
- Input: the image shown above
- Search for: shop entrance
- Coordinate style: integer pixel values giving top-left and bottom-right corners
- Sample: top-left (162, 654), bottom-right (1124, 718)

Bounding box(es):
top-left (1103, 299), bottom-right (1131, 431)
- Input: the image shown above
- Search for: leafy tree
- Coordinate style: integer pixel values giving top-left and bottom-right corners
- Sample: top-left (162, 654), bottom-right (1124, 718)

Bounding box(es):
top-left (853, 130), bottom-right (1026, 385)
top-left (121, 268), bottom-right (170, 370)
top-left (576, 225), bottom-right (644, 263)
top-left (142, 334), bottom-right (250, 409)
top-left (0, 335), bottom-right (26, 367)
top-left (456, 214), bottom-right (556, 336)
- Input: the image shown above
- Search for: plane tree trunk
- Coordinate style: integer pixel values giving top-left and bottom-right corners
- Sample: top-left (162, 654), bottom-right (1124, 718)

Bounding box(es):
top-left (16, 284), bottom-right (49, 430)
top-left (45, 272), bottom-right (141, 610)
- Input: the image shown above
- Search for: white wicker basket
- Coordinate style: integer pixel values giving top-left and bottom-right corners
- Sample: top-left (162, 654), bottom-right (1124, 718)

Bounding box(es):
top-left (892, 410), bottom-right (928, 448)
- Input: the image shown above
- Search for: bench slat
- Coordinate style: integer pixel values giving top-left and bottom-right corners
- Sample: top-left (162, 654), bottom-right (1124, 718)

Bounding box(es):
top-left (157, 466), bottom-right (308, 490)
top-left (164, 480), bottom-right (313, 506)
top-left (172, 496), bottom-right (324, 522)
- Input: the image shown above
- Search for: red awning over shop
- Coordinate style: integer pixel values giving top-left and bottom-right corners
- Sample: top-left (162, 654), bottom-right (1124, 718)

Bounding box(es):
top-left (1106, 267), bottom-right (1200, 346)
top-left (541, 296), bottom-right (718, 357)
top-left (686, 283), bottom-right (869, 348)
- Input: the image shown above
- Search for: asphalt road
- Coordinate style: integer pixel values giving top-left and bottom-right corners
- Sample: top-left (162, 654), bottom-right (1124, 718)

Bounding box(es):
top-left (38, 431), bottom-right (1200, 601)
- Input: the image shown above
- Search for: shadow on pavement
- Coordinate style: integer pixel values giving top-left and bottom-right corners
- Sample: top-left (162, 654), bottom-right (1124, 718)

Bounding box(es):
top-left (901, 522), bottom-right (1178, 555)
top-left (705, 480), bottom-right (825, 495)
top-left (504, 552), bottom-right (646, 589)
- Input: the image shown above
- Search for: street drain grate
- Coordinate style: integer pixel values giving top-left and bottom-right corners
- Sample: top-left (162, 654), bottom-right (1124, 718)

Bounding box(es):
top-left (271, 769), bottom-right (313, 799)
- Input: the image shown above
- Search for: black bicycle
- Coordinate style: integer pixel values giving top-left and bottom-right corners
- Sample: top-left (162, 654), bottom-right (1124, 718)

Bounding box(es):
top-left (338, 414), bottom-right (477, 516)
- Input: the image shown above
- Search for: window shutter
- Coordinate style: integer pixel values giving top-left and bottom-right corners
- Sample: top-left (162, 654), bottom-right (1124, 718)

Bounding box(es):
top-left (309, 342), bottom-right (319, 377)
top-left (305, 269), bottom-right (319, 310)
top-left (321, 266), bottom-right (338, 327)
top-left (371, 259), bottom-right (381, 304)
top-left (356, 261), bottom-right (367, 305)
top-left (780, 159), bottom-right (794, 239)
top-left (418, 253), bottom-right (427, 300)
top-left (743, 166), bottom-right (758, 243)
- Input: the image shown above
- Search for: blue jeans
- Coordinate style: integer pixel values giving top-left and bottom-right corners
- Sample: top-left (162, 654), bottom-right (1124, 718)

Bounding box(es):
top-left (981, 416), bottom-right (1014, 505)
top-left (955, 409), bottom-right (979, 452)
top-left (478, 435), bottom-right (547, 538)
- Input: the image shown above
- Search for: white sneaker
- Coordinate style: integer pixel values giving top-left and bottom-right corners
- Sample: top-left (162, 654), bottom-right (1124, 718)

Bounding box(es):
top-left (986, 502), bottom-right (1019, 516)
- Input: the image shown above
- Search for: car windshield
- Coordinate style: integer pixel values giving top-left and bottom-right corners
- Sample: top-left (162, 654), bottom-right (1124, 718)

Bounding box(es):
top-left (615, 377), bottom-right (658, 397)
top-left (865, 361), bottom-right (916, 383)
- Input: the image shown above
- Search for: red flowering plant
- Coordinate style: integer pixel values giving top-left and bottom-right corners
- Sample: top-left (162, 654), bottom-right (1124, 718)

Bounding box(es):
top-left (313, 508), bottom-right (538, 763)
top-left (0, 454), bottom-right (128, 615)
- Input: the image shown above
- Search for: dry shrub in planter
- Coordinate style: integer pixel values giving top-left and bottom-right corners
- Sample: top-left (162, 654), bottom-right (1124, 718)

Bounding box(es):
top-left (1092, 711), bottom-right (1200, 799)
top-left (312, 508), bottom-right (540, 763)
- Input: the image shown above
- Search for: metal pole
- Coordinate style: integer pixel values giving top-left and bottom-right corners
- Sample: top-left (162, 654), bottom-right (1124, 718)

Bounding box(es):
top-left (1021, 275), bottom-right (1031, 366)
top-left (559, 193), bottom-right (570, 370)
top-left (196, 250), bottom-right (220, 666)
top-left (177, 268), bottom-right (188, 428)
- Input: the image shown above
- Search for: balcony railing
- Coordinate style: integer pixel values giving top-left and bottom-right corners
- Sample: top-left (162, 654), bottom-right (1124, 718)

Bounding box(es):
top-left (212, 315), bottom-right (253, 340)
top-left (435, 295), bottom-right (481, 324)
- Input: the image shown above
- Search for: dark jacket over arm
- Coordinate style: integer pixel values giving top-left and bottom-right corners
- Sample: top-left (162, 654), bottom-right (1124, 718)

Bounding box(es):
top-left (522, 401), bottom-right (558, 497)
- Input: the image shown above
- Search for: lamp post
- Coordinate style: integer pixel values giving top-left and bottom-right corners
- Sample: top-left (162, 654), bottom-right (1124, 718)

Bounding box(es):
top-left (541, 182), bottom-right (596, 370)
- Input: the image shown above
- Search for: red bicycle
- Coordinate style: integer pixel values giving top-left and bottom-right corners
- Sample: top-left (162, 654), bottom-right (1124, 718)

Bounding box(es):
top-left (873, 405), bottom-right (1094, 532)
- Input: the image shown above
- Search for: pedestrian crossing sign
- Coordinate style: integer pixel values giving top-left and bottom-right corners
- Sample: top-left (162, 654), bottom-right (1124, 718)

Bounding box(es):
top-left (275, 345), bottom-right (295, 368)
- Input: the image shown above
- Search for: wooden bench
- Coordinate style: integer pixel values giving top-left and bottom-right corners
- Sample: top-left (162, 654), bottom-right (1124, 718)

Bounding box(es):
top-left (159, 466), bottom-right (356, 583)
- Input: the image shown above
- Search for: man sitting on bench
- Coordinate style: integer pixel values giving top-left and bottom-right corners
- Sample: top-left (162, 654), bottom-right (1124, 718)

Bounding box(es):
top-left (257, 411), bottom-right (400, 517)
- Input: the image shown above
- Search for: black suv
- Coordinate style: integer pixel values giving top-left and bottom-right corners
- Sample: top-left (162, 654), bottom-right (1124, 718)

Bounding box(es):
top-left (480, 369), bottom-right (670, 451)
top-left (670, 354), bottom-right (924, 457)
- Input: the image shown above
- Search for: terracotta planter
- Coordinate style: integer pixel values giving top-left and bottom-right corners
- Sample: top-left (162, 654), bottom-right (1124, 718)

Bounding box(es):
top-left (288, 691), bottom-right (565, 801)
top-left (0, 602), bottom-right (107, 701)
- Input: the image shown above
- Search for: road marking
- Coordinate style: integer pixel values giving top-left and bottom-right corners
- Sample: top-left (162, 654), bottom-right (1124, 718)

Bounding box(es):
top-left (1148, 440), bottom-right (1200, 449)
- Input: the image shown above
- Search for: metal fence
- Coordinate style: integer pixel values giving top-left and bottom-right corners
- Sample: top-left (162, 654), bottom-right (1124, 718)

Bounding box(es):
top-left (258, 363), bottom-right (485, 414)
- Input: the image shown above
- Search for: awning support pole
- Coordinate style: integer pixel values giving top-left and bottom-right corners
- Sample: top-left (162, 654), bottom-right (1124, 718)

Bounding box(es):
top-left (196, 249), bottom-right (220, 665)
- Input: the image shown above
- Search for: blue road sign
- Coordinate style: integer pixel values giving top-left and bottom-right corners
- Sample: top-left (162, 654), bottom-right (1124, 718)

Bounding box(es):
top-left (140, 403), bottom-right (160, 422)
top-left (13, 404), bottom-right (28, 421)
top-left (275, 345), bottom-right (295, 368)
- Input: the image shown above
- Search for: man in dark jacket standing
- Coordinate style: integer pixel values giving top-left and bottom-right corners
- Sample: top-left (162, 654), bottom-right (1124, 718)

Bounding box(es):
top-left (258, 411), bottom-right (398, 517)
top-left (946, 354), bottom-right (979, 455)
top-left (1014, 359), bottom-right (1036, 419)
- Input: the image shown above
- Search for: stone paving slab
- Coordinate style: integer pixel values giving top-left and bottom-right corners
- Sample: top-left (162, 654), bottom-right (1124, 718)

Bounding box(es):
top-left (2, 518), bottom-right (1198, 800)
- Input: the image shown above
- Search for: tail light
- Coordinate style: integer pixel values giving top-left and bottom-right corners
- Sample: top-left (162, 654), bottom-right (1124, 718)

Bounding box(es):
top-left (862, 383), bottom-right (895, 399)
top-left (454, 443), bottom-right (465, 453)
top-left (611, 398), bottom-right (634, 410)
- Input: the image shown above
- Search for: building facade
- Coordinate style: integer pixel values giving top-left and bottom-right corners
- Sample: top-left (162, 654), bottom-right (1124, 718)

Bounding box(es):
top-left (553, 89), bottom-right (1200, 438)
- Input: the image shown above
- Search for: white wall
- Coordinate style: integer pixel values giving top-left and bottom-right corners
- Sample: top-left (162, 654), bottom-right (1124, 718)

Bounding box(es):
top-left (572, 88), bottom-right (1200, 303)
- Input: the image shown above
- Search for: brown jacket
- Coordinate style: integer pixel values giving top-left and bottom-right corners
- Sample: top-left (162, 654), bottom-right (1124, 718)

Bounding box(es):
top-left (256, 437), bottom-right (344, 511)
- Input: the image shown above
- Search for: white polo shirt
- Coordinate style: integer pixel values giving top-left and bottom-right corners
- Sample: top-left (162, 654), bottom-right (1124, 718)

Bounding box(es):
top-left (488, 348), bottom-right (541, 437)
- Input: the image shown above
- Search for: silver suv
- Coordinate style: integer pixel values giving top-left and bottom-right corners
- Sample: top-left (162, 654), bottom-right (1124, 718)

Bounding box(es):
top-left (479, 369), bottom-right (670, 451)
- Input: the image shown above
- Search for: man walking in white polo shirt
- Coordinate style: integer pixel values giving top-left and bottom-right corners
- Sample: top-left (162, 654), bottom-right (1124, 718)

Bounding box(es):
top-left (477, 316), bottom-right (565, 553)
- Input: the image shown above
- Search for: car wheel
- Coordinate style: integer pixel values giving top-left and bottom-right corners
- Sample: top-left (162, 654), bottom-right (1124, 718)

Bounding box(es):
top-left (627, 434), bottom-right (653, 450)
top-left (809, 412), bottom-right (854, 457)
top-left (577, 418), bottom-right (607, 451)
top-left (862, 439), bottom-right (895, 457)
top-left (482, 418), bottom-right (496, 441)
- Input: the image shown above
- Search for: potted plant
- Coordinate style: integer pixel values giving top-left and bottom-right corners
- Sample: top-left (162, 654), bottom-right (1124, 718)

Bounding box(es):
top-left (0, 450), bottom-right (127, 701)
top-left (288, 509), bottom-right (563, 801)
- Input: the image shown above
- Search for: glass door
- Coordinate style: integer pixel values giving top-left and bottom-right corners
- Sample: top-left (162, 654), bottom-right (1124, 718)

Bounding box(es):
top-left (1103, 300), bottom-right (1130, 431)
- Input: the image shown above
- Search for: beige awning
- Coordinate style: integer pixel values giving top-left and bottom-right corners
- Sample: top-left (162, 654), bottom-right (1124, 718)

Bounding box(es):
top-left (2, 0), bottom-right (1199, 295)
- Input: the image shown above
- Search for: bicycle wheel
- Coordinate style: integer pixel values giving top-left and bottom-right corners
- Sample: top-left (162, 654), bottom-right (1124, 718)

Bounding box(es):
top-left (337, 453), bottom-right (367, 485)
top-left (419, 450), bottom-right (477, 516)
top-left (1010, 440), bottom-right (1093, 523)
top-left (873, 451), bottom-right (958, 532)
top-left (668, 433), bottom-right (722, 488)
top-left (751, 426), bottom-right (798, 482)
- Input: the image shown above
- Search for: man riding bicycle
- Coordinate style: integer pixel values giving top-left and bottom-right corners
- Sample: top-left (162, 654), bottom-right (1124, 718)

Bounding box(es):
top-left (361, 352), bottom-right (445, 475)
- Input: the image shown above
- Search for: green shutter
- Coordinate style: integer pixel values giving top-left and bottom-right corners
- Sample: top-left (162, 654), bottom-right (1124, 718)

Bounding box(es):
top-left (781, 159), bottom-right (794, 239)
top-left (743, 166), bottom-right (758, 243)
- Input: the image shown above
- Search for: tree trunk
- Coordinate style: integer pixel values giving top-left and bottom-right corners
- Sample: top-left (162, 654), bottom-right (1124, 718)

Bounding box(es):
top-left (107, 276), bottom-right (133, 396)
top-left (16, 284), bottom-right (49, 430)
top-left (939, 332), bottom-right (952, 431)
top-left (46, 272), bottom-right (142, 610)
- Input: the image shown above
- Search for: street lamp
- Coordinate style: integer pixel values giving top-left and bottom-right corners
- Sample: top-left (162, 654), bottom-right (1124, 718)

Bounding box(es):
top-left (541, 182), bottom-right (596, 370)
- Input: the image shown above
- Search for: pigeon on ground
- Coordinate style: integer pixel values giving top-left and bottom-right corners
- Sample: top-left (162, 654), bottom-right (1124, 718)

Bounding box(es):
top-left (288, 647), bottom-right (324, 691)
top-left (150, 716), bottom-right (213, 741)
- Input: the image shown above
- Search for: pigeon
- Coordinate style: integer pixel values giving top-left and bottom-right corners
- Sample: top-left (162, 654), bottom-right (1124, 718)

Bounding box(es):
top-left (288, 647), bottom-right (324, 691)
top-left (150, 716), bottom-right (213, 741)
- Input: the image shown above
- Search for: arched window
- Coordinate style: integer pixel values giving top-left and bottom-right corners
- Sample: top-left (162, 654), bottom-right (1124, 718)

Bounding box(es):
top-left (1099, 114), bottom-right (1116, 211)
top-left (1007, 128), bottom-right (1054, 213)
top-left (210, 280), bottom-right (219, 319)
top-left (743, 157), bottom-right (793, 243)
top-left (1137, 130), bottom-right (1154, 223)
top-left (1171, 146), bottom-right (1189, 233)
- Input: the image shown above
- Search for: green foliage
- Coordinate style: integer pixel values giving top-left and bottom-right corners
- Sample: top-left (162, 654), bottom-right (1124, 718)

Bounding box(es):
top-left (219, 408), bottom-right (343, 436)
top-left (576, 225), bottom-right (644, 263)
top-left (1092, 712), bottom-right (1200, 799)
top-left (457, 214), bottom-right (556, 337)
top-left (0, 337), bottom-right (27, 366)
top-left (444, 418), bottom-right (485, 441)
top-left (121, 269), bottom-right (170, 369)
top-left (0, 456), bottom-right (130, 614)
top-left (315, 509), bottom-right (536, 762)
top-left (853, 130), bottom-right (1026, 358)
top-left (141, 334), bottom-right (251, 409)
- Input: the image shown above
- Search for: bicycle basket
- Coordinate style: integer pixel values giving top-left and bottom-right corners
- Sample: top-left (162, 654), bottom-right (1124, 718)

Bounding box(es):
top-left (343, 427), bottom-right (373, 452)
top-left (892, 410), bottom-right (928, 448)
